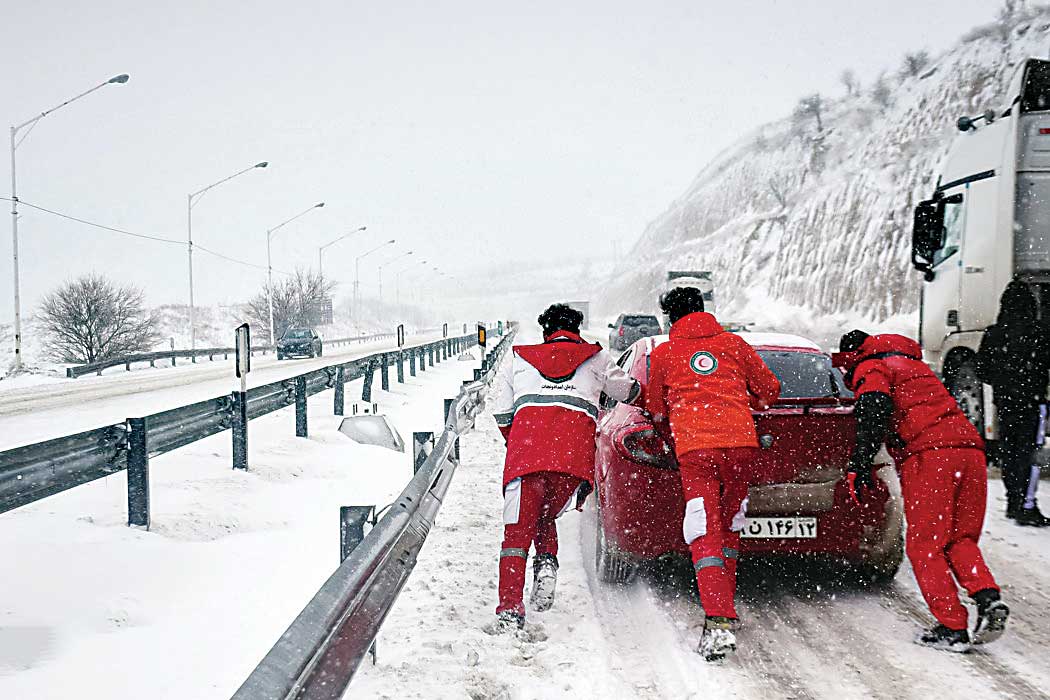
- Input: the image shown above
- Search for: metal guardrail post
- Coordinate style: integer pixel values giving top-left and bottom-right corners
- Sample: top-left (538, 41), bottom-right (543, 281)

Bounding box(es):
top-left (127, 417), bottom-right (150, 529)
top-left (443, 398), bottom-right (460, 463)
top-left (295, 377), bottom-right (308, 438)
top-left (381, 353), bottom-right (390, 391)
top-left (334, 366), bottom-right (345, 416)
top-left (409, 349), bottom-right (416, 377)
top-left (232, 391), bottom-right (249, 470)
top-left (362, 359), bottom-right (376, 401)
top-left (340, 505), bottom-right (375, 561)
top-left (429, 346), bottom-right (435, 367)
top-left (419, 348), bottom-right (427, 373)
top-left (412, 431), bottom-right (434, 474)
top-left (397, 351), bottom-right (405, 383)
top-left (474, 368), bottom-right (482, 382)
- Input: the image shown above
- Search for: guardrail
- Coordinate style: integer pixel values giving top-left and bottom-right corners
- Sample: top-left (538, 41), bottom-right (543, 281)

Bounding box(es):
top-left (64, 330), bottom-right (403, 378)
top-left (1, 331), bottom-right (488, 519)
top-left (232, 326), bottom-right (516, 700)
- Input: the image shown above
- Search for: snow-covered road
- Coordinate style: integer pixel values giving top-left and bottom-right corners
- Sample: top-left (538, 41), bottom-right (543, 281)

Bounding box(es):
top-left (0, 348), bottom-right (482, 699)
top-left (0, 332), bottom-right (441, 450)
top-left (351, 409), bottom-right (1050, 700)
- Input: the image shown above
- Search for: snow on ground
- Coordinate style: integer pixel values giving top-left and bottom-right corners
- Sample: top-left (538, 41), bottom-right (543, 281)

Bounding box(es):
top-left (352, 407), bottom-right (1050, 700)
top-left (0, 330), bottom-right (443, 449)
top-left (0, 347), bottom-right (483, 699)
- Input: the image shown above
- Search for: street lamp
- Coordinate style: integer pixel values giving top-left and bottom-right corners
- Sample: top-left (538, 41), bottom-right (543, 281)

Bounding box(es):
top-left (378, 251), bottom-right (413, 303)
top-left (353, 239), bottom-right (395, 320)
top-left (318, 225), bottom-right (366, 277)
top-left (8, 73), bottom-right (130, 371)
top-left (266, 202), bottom-right (325, 344)
top-left (187, 161), bottom-right (268, 350)
top-left (395, 258), bottom-right (427, 307)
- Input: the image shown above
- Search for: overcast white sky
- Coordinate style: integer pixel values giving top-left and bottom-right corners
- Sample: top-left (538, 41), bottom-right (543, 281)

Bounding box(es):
top-left (0, 0), bottom-right (1005, 320)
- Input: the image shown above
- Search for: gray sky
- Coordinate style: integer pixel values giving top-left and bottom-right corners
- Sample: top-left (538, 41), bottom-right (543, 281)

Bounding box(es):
top-left (0, 0), bottom-right (1003, 319)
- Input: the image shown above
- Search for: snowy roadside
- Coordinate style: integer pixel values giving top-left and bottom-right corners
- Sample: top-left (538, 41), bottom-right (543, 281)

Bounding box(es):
top-left (351, 407), bottom-right (1050, 700)
top-left (0, 350), bottom-right (482, 700)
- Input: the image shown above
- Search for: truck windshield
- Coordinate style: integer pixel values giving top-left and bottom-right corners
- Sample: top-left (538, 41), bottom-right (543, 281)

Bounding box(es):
top-left (934, 196), bottom-right (964, 267)
top-left (758, 351), bottom-right (838, 400)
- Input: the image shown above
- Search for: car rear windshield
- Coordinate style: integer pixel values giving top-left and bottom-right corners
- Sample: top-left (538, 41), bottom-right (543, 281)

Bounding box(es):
top-left (285, 329), bottom-right (311, 339)
top-left (757, 351), bottom-right (838, 400)
top-left (623, 316), bottom-right (659, 327)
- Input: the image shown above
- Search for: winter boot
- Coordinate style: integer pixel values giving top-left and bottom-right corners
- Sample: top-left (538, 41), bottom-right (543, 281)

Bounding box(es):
top-left (529, 553), bottom-right (559, 612)
top-left (484, 611), bottom-right (525, 635)
top-left (916, 624), bottom-right (971, 653)
top-left (698, 616), bottom-right (737, 662)
top-left (1016, 503), bottom-right (1050, 527)
top-left (1006, 495), bottom-right (1022, 520)
top-left (972, 589), bottom-right (1010, 645)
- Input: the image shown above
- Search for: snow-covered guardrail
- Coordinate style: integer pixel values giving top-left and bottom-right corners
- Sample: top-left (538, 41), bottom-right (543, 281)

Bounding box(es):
top-left (231, 326), bottom-right (516, 700)
top-left (64, 330), bottom-right (401, 378)
top-left (0, 332), bottom-right (483, 518)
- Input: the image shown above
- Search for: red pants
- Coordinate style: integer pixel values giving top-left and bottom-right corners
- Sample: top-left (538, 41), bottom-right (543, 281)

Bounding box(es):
top-left (679, 448), bottom-right (754, 620)
top-left (497, 471), bottom-right (582, 615)
top-left (901, 449), bottom-right (999, 630)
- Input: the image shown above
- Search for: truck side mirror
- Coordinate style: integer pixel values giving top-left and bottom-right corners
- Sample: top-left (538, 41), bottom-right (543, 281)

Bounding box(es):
top-left (911, 198), bottom-right (944, 281)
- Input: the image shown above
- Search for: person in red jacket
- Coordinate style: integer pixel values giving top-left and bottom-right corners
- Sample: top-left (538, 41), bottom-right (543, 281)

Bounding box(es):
top-left (838, 330), bottom-right (1009, 652)
top-left (488, 304), bottom-right (640, 633)
top-left (645, 288), bottom-right (781, 661)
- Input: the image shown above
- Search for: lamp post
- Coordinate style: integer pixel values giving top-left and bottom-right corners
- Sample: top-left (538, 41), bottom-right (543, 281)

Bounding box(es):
top-left (266, 202), bottom-right (325, 344)
top-left (187, 161), bottom-right (268, 350)
top-left (378, 251), bottom-right (413, 303)
top-left (395, 258), bottom-right (427, 307)
top-left (353, 239), bottom-right (395, 320)
top-left (8, 73), bottom-right (130, 371)
top-left (318, 225), bottom-right (366, 277)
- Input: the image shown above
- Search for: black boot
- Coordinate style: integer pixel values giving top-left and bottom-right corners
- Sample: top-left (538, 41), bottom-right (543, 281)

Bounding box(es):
top-left (529, 553), bottom-right (559, 612)
top-left (972, 588), bottom-right (1010, 644)
top-left (1016, 503), bottom-right (1050, 527)
top-left (1006, 498), bottom-right (1022, 520)
top-left (916, 624), bottom-right (971, 652)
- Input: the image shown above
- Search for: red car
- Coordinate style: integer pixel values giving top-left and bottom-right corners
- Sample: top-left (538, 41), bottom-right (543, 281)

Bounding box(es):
top-left (593, 332), bottom-right (904, 583)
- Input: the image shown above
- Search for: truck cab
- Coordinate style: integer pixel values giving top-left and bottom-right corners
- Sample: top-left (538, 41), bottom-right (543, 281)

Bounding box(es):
top-left (912, 57), bottom-right (1050, 431)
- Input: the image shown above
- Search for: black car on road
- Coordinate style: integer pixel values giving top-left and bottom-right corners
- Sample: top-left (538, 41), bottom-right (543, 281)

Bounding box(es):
top-left (277, 328), bottom-right (323, 360)
top-left (608, 314), bottom-right (662, 351)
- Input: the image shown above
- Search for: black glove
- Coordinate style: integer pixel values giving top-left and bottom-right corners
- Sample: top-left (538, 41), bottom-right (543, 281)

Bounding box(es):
top-left (846, 454), bottom-right (875, 505)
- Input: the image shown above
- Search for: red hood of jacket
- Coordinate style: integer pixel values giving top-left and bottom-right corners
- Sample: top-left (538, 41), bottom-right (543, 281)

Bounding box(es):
top-left (669, 312), bottom-right (724, 339)
top-left (837, 333), bottom-right (924, 381)
top-left (514, 331), bottom-right (601, 381)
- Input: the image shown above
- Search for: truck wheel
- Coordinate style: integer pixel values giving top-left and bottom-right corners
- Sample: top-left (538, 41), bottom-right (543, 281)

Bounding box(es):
top-left (595, 503), bottom-right (637, 584)
top-left (944, 354), bottom-right (984, 431)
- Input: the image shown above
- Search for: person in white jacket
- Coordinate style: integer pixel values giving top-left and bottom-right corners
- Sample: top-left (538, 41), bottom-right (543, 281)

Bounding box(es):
top-left (488, 304), bottom-right (640, 632)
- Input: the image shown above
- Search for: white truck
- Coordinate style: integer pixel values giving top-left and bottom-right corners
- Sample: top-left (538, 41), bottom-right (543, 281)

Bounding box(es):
top-left (666, 271), bottom-right (716, 313)
top-left (911, 56), bottom-right (1050, 432)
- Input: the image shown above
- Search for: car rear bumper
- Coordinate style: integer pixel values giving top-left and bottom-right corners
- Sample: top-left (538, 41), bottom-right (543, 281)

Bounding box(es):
top-left (596, 455), bottom-right (900, 564)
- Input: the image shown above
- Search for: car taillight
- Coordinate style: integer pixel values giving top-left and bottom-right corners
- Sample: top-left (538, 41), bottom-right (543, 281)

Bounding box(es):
top-left (618, 327), bottom-right (624, 337)
top-left (614, 425), bottom-right (676, 469)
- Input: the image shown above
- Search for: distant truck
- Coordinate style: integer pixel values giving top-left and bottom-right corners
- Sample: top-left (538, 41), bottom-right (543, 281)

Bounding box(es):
top-left (911, 56), bottom-right (1050, 434)
top-left (665, 271), bottom-right (716, 313)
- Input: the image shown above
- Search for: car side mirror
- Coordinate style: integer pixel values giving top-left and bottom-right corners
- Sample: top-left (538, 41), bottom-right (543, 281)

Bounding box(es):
top-left (608, 323), bottom-right (615, 329)
top-left (599, 391), bottom-right (617, 411)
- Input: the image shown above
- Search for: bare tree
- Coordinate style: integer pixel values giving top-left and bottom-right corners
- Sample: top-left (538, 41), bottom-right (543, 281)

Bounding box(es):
top-left (246, 268), bottom-right (336, 340)
top-left (871, 73), bottom-right (894, 111)
top-left (900, 51), bottom-right (931, 79)
top-left (38, 274), bottom-right (158, 363)
top-left (793, 93), bottom-right (825, 133)
top-left (840, 69), bottom-right (859, 97)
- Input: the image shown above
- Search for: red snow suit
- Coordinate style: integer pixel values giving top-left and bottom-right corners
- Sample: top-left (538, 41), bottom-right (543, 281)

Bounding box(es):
top-left (846, 334), bottom-right (998, 630)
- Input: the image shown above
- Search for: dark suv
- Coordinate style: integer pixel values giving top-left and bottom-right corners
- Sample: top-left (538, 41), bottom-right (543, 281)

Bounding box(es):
top-left (608, 314), bottom-right (661, 351)
top-left (276, 328), bottom-right (323, 360)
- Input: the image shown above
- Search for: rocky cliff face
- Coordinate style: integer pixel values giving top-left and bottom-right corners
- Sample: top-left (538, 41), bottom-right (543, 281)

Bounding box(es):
top-left (600, 11), bottom-right (1050, 338)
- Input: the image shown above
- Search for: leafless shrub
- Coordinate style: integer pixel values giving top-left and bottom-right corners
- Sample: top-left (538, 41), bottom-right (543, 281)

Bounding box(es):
top-left (245, 268), bottom-right (336, 340)
top-left (39, 274), bottom-right (158, 363)
top-left (792, 93), bottom-right (825, 133)
top-left (840, 69), bottom-right (860, 97)
top-left (900, 51), bottom-right (931, 80)
top-left (871, 73), bottom-right (894, 111)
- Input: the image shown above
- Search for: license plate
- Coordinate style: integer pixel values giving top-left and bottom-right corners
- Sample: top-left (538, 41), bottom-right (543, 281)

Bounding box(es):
top-left (741, 517), bottom-right (817, 539)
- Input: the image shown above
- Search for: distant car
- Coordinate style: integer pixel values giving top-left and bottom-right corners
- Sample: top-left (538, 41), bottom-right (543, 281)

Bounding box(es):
top-left (593, 331), bottom-right (904, 584)
top-left (608, 314), bottom-right (662, 351)
top-left (276, 328), bottom-right (323, 360)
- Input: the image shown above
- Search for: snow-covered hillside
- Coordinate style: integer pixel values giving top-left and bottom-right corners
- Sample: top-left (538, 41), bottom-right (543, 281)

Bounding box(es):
top-left (601, 10), bottom-right (1050, 337)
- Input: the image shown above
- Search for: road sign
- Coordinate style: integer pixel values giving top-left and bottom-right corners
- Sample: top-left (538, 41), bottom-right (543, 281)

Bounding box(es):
top-left (442, 323), bottom-right (448, 338)
top-left (397, 324), bottom-right (405, 348)
top-left (477, 323), bottom-right (487, 348)
top-left (235, 323), bottom-right (251, 380)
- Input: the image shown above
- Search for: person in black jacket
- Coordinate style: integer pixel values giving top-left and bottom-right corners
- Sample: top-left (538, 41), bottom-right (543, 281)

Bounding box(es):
top-left (976, 280), bottom-right (1050, 527)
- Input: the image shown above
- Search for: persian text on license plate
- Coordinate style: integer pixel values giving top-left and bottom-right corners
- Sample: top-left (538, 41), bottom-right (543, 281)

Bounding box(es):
top-left (741, 517), bottom-right (817, 539)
